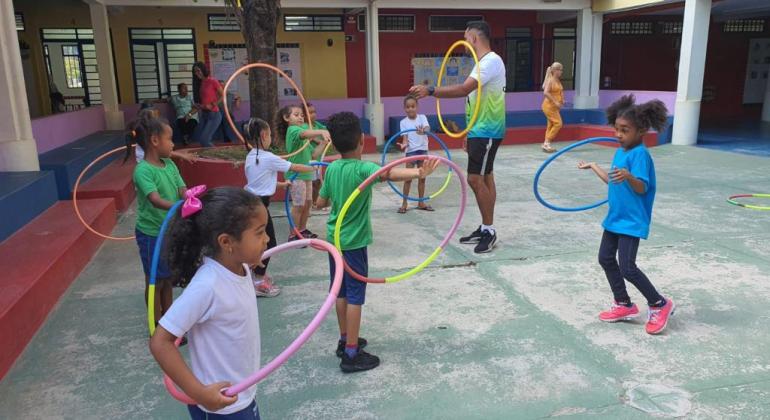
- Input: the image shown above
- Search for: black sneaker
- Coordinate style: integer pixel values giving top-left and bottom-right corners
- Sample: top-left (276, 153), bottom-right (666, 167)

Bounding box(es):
top-left (340, 349), bottom-right (380, 373)
top-left (474, 229), bottom-right (497, 253)
top-left (335, 337), bottom-right (368, 358)
top-left (460, 226), bottom-right (483, 244)
top-left (301, 229), bottom-right (319, 239)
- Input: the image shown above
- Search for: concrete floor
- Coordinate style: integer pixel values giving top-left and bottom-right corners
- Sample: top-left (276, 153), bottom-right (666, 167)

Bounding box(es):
top-left (2, 142), bottom-right (770, 419)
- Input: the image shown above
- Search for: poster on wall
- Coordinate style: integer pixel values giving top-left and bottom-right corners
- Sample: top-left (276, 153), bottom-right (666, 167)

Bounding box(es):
top-left (207, 44), bottom-right (302, 100)
top-left (742, 38), bottom-right (770, 104)
top-left (412, 55), bottom-right (475, 87)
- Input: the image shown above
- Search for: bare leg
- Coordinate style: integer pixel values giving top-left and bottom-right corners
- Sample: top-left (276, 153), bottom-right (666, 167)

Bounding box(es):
top-left (345, 304), bottom-right (362, 348)
top-left (468, 174), bottom-right (495, 225)
top-left (335, 298), bottom-right (347, 335)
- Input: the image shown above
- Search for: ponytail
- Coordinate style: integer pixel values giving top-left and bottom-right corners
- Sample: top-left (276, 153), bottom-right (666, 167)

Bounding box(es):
top-left (542, 65), bottom-right (552, 91)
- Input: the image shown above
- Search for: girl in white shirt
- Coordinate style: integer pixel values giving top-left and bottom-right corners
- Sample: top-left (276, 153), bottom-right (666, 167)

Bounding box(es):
top-left (243, 118), bottom-right (314, 297)
top-left (398, 96), bottom-right (435, 213)
top-left (150, 187), bottom-right (269, 419)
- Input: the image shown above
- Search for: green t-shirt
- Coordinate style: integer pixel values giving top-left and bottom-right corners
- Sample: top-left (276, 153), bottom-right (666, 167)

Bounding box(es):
top-left (319, 159), bottom-right (380, 250)
top-left (285, 125), bottom-right (313, 181)
top-left (133, 158), bottom-right (186, 236)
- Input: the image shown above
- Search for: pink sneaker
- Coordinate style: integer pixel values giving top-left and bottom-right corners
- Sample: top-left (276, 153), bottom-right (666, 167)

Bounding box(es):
top-left (599, 302), bottom-right (640, 322)
top-left (646, 298), bottom-right (675, 335)
top-left (253, 274), bottom-right (281, 298)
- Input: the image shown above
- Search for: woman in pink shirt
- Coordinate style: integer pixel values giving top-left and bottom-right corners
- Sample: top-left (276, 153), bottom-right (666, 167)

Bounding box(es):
top-left (192, 62), bottom-right (223, 148)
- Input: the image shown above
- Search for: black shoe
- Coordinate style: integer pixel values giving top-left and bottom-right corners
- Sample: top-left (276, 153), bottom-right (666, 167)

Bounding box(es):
top-left (301, 229), bottom-right (319, 239)
top-left (340, 349), bottom-right (380, 373)
top-left (335, 337), bottom-right (368, 358)
top-left (460, 226), bottom-right (483, 244)
top-left (474, 229), bottom-right (497, 254)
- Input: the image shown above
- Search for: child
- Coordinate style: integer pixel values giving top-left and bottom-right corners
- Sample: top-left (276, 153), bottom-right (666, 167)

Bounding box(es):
top-left (150, 187), bottom-right (269, 419)
top-left (397, 95), bottom-right (434, 214)
top-left (304, 103), bottom-right (326, 204)
top-left (577, 94), bottom-right (675, 335)
top-left (131, 107), bottom-right (196, 165)
top-left (315, 112), bottom-right (438, 372)
top-left (243, 117), bottom-right (315, 297)
top-left (275, 105), bottom-right (330, 241)
top-left (126, 114), bottom-right (187, 325)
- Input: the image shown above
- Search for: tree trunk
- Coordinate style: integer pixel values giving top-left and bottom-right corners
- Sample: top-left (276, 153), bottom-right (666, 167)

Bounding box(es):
top-left (240, 0), bottom-right (280, 124)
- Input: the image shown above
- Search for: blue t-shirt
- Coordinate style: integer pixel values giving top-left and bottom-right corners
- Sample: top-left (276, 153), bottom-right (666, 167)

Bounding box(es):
top-left (602, 144), bottom-right (656, 239)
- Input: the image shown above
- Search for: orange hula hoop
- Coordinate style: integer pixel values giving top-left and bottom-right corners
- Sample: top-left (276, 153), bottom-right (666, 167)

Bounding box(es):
top-left (72, 145), bottom-right (135, 241)
top-left (222, 63), bottom-right (315, 159)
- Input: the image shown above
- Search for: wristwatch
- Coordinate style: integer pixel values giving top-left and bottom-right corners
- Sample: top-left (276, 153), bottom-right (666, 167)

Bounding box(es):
top-left (428, 86), bottom-right (435, 96)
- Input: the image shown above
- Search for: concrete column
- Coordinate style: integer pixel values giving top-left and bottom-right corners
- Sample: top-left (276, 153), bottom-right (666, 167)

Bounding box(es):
top-left (86, 0), bottom-right (124, 130)
top-left (0, 0), bottom-right (39, 171)
top-left (574, 8), bottom-right (601, 109)
top-left (762, 74), bottom-right (770, 122)
top-left (589, 13), bottom-right (603, 103)
top-left (364, 1), bottom-right (384, 145)
top-left (671, 0), bottom-right (711, 146)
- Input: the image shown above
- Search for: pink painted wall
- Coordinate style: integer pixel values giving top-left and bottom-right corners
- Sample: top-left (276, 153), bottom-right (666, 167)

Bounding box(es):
top-left (32, 106), bottom-right (107, 154)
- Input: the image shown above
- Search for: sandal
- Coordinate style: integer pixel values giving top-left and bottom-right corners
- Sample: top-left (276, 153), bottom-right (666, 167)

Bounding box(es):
top-left (416, 205), bottom-right (435, 212)
top-left (397, 207), bottom-right (408, 214)
top-left (542, 144), bottom-right (556, 153)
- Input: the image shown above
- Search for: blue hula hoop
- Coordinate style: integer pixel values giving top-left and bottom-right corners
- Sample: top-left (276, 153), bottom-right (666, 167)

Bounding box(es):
top-left (150, 199), bottom-right (184, 289)
top-left (381, 128), bottom-right (452, 202)
top-left (533, 137), bottom-right (619, 212)
top-left (285, 161), bottom-right (329, 237)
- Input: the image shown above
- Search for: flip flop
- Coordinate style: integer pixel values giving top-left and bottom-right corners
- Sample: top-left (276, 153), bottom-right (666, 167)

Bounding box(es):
top-left (397, 207), bottom-right (408, 214)
top-left (416, 205), bottom-right (435, 212)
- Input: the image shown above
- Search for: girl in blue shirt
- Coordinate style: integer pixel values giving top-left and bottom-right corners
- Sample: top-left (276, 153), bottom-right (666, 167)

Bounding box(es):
top-left (578, 94), bottom-right (675, 335)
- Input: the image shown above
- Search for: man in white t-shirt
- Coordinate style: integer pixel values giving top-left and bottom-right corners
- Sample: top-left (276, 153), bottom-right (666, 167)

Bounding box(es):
top-left (410, 20), bottom-right (506, 254)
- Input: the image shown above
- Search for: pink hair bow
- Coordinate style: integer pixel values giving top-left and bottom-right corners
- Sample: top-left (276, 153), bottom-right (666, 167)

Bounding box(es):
top-left (181, 185), bottom-right (207, 218)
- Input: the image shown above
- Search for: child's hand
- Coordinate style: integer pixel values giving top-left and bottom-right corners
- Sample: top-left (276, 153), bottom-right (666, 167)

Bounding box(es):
top-left (196, 381), bottom-right (237, 412)
top-left (609, 167), bottom-right (632, 183)
top-left (319, 130), bottom-right (331, 143)
top-left (577, 161), bottom-right (594, 170)
top-left (399, 141), bottom-right (407, 151)
top-left (416, 125), bottom-right (426, 135)
top-left (419, 157), bottom-right (440, 178)
top-left (277, 181), bottom-right (290, 189)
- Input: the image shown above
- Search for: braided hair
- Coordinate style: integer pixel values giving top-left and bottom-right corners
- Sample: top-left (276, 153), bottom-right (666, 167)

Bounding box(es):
top-left (243, 117), bottom-right (271, 165)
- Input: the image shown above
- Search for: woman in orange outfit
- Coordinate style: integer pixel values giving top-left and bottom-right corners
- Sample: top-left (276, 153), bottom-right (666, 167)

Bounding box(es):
top-left (541, 62), bottom-right (564, 153)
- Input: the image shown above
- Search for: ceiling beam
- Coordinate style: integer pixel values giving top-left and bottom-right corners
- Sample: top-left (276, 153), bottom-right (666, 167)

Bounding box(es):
top-left (100, 0), bottom-right (591, 10)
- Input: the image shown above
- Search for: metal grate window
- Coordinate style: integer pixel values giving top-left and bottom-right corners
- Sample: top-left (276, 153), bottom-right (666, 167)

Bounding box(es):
top-left (357, 14), bottom-right (416, 32)
top-left (15, 12), bottom-right (24, 31)
top-left (208, 14), bottom-right (240, 31)
top-left (610, 22), bottom-right (653, 35)
top-left (129, 28), bottom-right (194, 40)
top-left (284, 15), bottom-right (343, 32)
top-left (42, 28), bottom-right (93, 41)
top-left (659, 21), bottom-right (682, 34)
top-left (506, 27), bottom-right (532, 38)
top-left (723, 19), bottom-right (765, 33)
top-left (62, 45), bottom-right (83, 89)
top-left (553, 27), bottom-right (576, 38)
top-left (429, 15), bottom-right (483, 32)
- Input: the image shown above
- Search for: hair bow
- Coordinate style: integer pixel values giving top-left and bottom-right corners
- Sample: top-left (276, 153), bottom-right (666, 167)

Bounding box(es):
top-left (181, 185), bottom-right (207, 218)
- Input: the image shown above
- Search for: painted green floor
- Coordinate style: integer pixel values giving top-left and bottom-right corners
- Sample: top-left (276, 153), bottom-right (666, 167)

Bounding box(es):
top-left (2, 142), bottom-right (770, 419)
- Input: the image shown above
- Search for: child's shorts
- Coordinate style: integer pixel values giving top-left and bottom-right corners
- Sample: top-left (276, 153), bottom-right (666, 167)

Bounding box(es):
top-left (136, 229), bottom-right (171, 278)
top-left (405, 149), bottom-right (428, 166)
top-left (328, 247), bottom-right (368, 305)
top-left (188, 400), bottom-right (260, 419)
top-left (289, 179), bottom-right (312, 205)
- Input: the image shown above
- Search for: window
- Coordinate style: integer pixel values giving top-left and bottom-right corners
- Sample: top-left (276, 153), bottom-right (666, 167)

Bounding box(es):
top-left (15, 12), bottom-right (24, 31)
top-left (553, 27), bottom-right (576, 38)
top-left (357, 14), bottom-right (416, 32)
top-left (659, 21), bottom-right (682, 34)
top-left (723, 19), bottom-right (765, 33)
top-left (43, 45), bottom-right (52, 78)
top-left (62, 45), bottom-right (83, 88)
top-left (42, 28), bottom-right (93, 41)
top-left (208, 14), bottom-right (240, 31)
top-left (429, 15), bottom-right (483, 32)
top-left (610, 21), bottom-right (653, 35)
top-left (284, 15), bottom-right (343, 32)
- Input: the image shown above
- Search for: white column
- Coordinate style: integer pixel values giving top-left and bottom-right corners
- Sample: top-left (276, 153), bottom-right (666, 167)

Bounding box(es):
top-left (0, 0), bottom-right (39, 171)
top-left (364, 1), bottom-right (384, 145)
top-left (86, 0), bottom-right (124, 130)
top-left (574, 8), bottom-right (601, 109)
top-left (762, 75), bottom-right (770, 122)
top-left (671, 0), bottom-right (711, 146)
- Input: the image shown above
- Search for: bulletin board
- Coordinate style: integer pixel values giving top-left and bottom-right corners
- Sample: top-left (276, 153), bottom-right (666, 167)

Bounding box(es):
top-left (206, 44), bottom-right (303, 100)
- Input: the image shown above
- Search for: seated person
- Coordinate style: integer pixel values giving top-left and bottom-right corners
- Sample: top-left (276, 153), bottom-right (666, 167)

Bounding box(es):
top-left (169, 83), bottom-right (198, 145)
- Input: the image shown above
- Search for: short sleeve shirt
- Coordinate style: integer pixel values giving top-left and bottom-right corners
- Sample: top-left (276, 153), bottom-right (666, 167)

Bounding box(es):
top-left (602, 144), bottom-right (656, 239)
top-left (133, 158), bottom-right (186, 236)
top-left (399, 115), bottom-right (430, 153)
top-left (170, 94), bottom-right (197, 121)
top-left (285, 125), bottom-right (313, 181)
top-left (244, 149), bottom-right (292, 197)
top-left (199, 78), bottom-right (221, 112)
top-left (467, 52), bottom-right (506, 140)
top-left (319, 159), bottom-right (380, 250)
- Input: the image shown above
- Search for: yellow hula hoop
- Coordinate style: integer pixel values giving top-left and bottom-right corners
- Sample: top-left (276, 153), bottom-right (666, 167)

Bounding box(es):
top-left (437, 40), bottom-right (482, 139)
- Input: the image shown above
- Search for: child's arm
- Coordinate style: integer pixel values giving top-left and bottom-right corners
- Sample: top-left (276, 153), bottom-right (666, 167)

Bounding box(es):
top-left (148, 192), bottom-right (177, 210)
top-left (383, 157), bottom-right (440, 182)
top-left (610, 168), bottom-right (647, 194)
top-left (177, 186), bottom-right (188, 200)
top-left (310, 140), bottom-right (329, 160)
top-left (171, 150), bottom-right (197, 163)
top-left (149, 326), bottom-right (237, 411)
top-left (398, 134), bottom-right (408, 151)
top-left (300, 129), bottom-right (331, 143)
top-left (315, 196), bottom-right (330, 209)
top-left (289, 163), bottom-right (315, 173)
top-left (577, 161), bottom-right (609, 184)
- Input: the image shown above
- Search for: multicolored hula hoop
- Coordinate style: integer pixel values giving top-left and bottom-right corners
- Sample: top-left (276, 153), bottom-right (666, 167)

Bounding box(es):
top-left (333, 155), bottom-right (467, 284)
top-left (436, 40), bottom-right (481, 139)
top-left (148, 203), bottom-right (344, 404)
top-left (727, 194), bottom-right (770, 210)
top-left (534, 137), bottom-right (619, 212)
top-left (285, 161), bottom-right (329, 239)
top-left (381, 128), bottom-right (453, 202)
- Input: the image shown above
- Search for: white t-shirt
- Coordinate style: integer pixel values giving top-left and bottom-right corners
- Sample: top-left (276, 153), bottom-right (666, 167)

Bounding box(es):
top-left (399, 114), bottom-right (430, 153)
top-left (135, 145), bottom-right (145, 163)
top-left (244, 149), bottom-right (292, 197)
top-left (158, 257), bottom-right (260, 415)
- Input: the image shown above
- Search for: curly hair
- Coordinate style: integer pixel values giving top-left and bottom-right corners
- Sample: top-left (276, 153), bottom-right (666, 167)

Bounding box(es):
top-left (606, 94), bottom-right (668, 133)
top-left (327, 111), bottom-right (362, 153)
top-left (274, 104), bottom-right (301, 150)
top-left (124, 111), bottom-right (169, 163)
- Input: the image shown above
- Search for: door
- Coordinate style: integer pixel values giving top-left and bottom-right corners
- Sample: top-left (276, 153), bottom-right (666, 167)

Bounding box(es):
top-left (505, 28), bottom-right (533, 92)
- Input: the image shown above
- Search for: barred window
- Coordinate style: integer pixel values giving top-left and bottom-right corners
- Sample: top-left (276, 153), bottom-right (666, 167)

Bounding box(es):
top-left (659, 21), bottom-right (682, 34)
top-left (723, 19), bottom-right (765, 33)
top-left (284, 15), bottom-right (343, 32)
top-left (358, 15), bottom-right (415, 32)
top-left (610, 22), bottom-right (653, 35)
top-left (208, 14), bottom-right (240, 32)
top-left (429, 15), bottom-right (483, 32)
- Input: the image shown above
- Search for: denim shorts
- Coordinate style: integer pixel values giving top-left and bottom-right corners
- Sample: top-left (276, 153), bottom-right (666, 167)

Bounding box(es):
top-left (188, 400), bottom-right (260, 419)
top-left (135, 229), bottom-right (171, 278)
top-left (328, 247), bottom-right (368, 305)
top-left (405, 149), bottom-right (428, 166)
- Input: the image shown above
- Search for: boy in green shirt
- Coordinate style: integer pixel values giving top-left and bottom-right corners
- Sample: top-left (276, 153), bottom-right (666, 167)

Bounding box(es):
top-left (316, 112), bottom-right (438, 373)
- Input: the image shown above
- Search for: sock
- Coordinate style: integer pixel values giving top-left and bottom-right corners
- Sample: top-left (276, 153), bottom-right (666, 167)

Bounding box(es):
top-left (650, 297), bottom-right (666, 308)
top-left (617, 301), bottom-right (633, 308)
top-left (339, 333), bottom-right (347, 342)
top-left (344, 344), bottom-right (358, 359)
top-left (481, 224), bottom-right (495, 235)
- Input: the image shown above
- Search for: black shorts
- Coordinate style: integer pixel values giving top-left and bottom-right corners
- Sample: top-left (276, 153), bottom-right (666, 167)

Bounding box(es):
top-left (467, 138), bottom-right (503, 175)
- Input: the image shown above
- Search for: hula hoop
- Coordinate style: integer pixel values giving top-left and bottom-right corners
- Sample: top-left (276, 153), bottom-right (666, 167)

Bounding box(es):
top-left (533, 137), bottom-right (619, 212)
top-left (334, 155), bottom-right (467, 284)
top-left (381, 128), bottom-right (453, 202)
top-left (436, 40), bottom-right (482, 139)
top-left (222, 63), bottom-right (316, 159)
top-left (73, 145), bottom-right (135, 241)
top-left (727, 194), bottom-right (770, 210)
top-left (149, 205), bottom-right (344, 404)
top-left (285, 161), bottom-right (330, 239)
